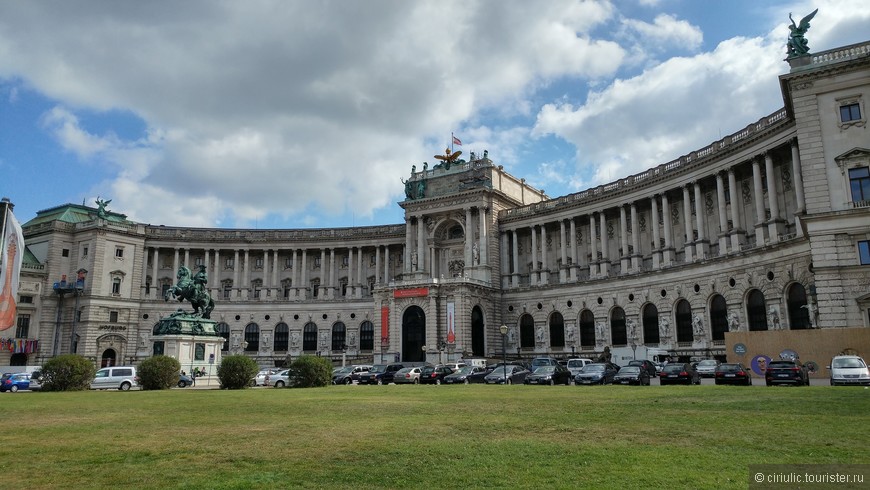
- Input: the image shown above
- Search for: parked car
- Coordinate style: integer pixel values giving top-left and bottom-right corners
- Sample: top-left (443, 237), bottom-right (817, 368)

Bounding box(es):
top-left (253, 368), bottom-right (281, 386)
top-left (442, 362), bottom-right (467, 372)
top-left (530, 357), bottom-right (560, 372)
top-left (332, 365), bottom-right (372, 385)
top-left (393, 367), bottom-right (424, 384)
top-left (714, 363), bottom-right (752, 386)
top-left (524, 365), bottom-right (572, 385)
top-left (267, 369), bottom-right (295, 388)
top-left (358, 363), bottom-right (405, 385)
top-left (566, 358), bottom-right (594, 377)
top-left (29, 370), bottom-right (43, 391)
top-left (444, 366), bottom-right (490, 384)
top-left (575, 363), bottom-right (618, 385)
top-left (420, 365), bottom-right (455, 384)
top-left (177, 374), bottom-right (194, 388)
top-left (828, 355), bottom-right (870, 386)
top-left (91, 366), bottom-right (139, 391)
top-left (613, 366), bottom-right (651, 386)
top-left (627, 360), bottom-right (657, 377)
top-left (659, 363), bottom-right (700, 385)
top-left (765, 360), bottom-right (809, 386)
top-left (0, 373), bottom-right (31, 392)
top-left (484, 365), bottom-right (530, 385)
top-left (695, 359), bottom-right (721, 378)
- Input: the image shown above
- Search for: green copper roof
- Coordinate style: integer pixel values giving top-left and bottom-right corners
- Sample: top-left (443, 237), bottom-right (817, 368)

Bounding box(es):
top-left (22, 203), bottom-right (130, 227)
top-left (23, 245), bottom-right (40, 266)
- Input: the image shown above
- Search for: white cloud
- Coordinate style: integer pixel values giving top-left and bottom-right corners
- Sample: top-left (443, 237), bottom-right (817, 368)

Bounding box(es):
top-left (622, 14), bottom-right (703, 51)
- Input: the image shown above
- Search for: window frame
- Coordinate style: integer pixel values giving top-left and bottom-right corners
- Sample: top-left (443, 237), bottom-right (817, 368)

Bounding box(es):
top-left (859, 240), bottom-right (870, 265)
top-left (836, 95), bottom-right (866, 129)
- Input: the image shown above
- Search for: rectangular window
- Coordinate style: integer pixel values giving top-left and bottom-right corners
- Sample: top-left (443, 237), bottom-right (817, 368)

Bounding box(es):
top-left (109, 311), bottom-right (119, 323)
top-left (841, 103), bottom-right (861, 122)
top-left (162, 284), bottom-right (171, 297)
top-left (314, 257), bottom-right (321, 268)
top-left (342, 256), bottom-right (349, 267)
top-left (255, 258), bottom-right (264, 269)
top-left (82, 246), bottom-right (89, 257)
top-left (849, 167), bottom-right (870, 203)
top-left (115, 247), bottom-right (124, 258)
top-left (112, 279), bottom-right (121, 295)
top-left (370, 254), bottom-right (376, 266)
top-left (19, 295), bottom-right (33, 304)
top-left (15, 315), bottom-right (30, 338)
top-left (153, 341), bottom-right (165, 356)
top-left (225, 258), bottom-right (235, 269)
top-left (284, 258), bottom-right (293, 269)
top-left (62, 249), bottom-right (70, 257)
top-left (195, 257), bottom-right (204, 266)
top-left (859, 241), bottom-right (870, 265)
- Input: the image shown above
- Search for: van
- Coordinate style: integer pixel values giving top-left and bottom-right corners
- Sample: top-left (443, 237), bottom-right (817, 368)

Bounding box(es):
top-left (566, 358), bottom-right (594, 377)
top-left (828, 355), bottom-right (870, 386)
top-left (91, 366), bottom-right (139, 391)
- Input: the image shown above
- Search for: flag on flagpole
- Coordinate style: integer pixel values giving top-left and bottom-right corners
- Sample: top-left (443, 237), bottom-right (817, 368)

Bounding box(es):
top-left (0, 208), bottom-right (24, 331)
top-left (452, 135), bottom-right (462, 146)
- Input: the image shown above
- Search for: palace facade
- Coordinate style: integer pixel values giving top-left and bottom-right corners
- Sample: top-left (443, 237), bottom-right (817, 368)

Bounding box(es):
top-left (7, 40), bottom-right (870, 370)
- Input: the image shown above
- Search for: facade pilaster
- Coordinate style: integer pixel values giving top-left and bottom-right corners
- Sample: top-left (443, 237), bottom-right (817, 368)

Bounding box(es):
top-left (511, 230), bottom-right (519, 287)
top-left (559, 220), bottom-right (567, 283)
top-left (752, 157), bottom-right (767, 246)
top-left (599, 212), bottom-right (610, 276)
top-left (765, 152), bottom-right (784, 241)
top-left (727, 168), bottom-right (745, 250)
top-left (232, 250), bottom-right (240, 299)
top-left (693, 182), bottom-right (709, 258)
top-left (651, 196), bottom-right (661, 269)
top-left (348, 247), bottom-right (354, 297)
top-left (500, 232), bottom-right (509, 288)
top-left (569, 218), bottom-right (578, 282)
top-left (329, 248), bottom-right (336, 299)
top-left (417, 216), bottom-right (426, 273)
top-left (242, 249), bottom-right (250, 300)
top-left (682, 185), bottom-right (694, 263)
top-left (716, 173), bottom-right (729, 255)
top-left (791, 139), bottom-right (805, 213)
top-left (530, 225), bottom-right (538, 286)
top-left (589, 214), bottom-right (598, 277)
top-left (540, 224), bottom-right (548, 285)
top-left (478, 207), bottom-right (487, 266)
top-left (661, 193), bottom-right (674, 265)
top-left (212, 249), bottom-right (220, 297)
top-left (630, 203), bottom-right (640, 271)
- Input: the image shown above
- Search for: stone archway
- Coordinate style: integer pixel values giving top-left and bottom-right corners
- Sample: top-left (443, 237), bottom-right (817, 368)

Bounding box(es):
top-left (471, 305), bottom-right (485, 357)
top-left (402, 306), bottom-right (426, 362)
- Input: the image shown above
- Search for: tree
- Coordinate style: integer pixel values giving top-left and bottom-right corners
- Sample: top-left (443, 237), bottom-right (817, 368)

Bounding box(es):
top-left (216, 355), bottom-right (259, 389)
top-left (40, 354), bottom-right (96, 391)
top-left (137, 355), bottom-right (181, 390)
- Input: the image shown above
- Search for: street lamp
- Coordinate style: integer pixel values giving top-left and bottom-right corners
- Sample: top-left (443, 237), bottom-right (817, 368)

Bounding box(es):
top-left (499, 325), bottom-right (508, 384)
top-left (438, 340), bottom-right (447, 364)
top-left (421, 344), bottom-right (427, 363)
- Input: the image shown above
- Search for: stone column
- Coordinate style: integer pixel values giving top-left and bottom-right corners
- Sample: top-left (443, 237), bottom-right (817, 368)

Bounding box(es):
top-left (242, 249), bottom-right (250, 300)
top-left (619, 206), bottom-right (629, 272)
top-left (559, 220), bottom-right (568, 283)
top-left (693, 182), bottom-right (708, 258)
top-left (716, 173), bottom-right (729, 255)
top-left (540, 224), bottom-right (548, 285)
top-left (357, 247), bottom-right (364, 298)
top-left (152, 249), bottom-right (160, 299)
top-left (232, 250), bottom-right (240, 298)
top-left (765, 152), bottom-right (783, 241)
top-left (172, 248), bottom-right (179, 278)
top-left (404, 217), bottom-right (412, 274)
top-left (728, 168), bottom-right (745, 250)
top-left (347, 247), bottom-right (354, 297)
top-left (319, 248), bottom-right (327, 298)
top-left (752, 157), bottom-right (767, 246)
top-left (569, 218), bottom-right (578, 282)
top-left (300, 249), bottom-right (307, 299)
top-left (651, 196), bottom-right (661, 269)
top-left (272, 250), bottom-right (279, 293)
top-left (511, 230), bottom-right (519, 288)
top-left (478, 206), bottom-right (487, 266)
top-left (589, 214), bottom-right (598, 277)
top-left (212, 249), bottom-right (220, 297)
top-left (203, 249), bottom-right (210, 291)
top-left (630, 203), bottom-right (640, 271)
top-left (142, 247), bottom-right (150, 298)
top-left (384, 246), bottom-right (390, 283)
top-left (183, 249), bottom-right (190, 268)
top-left (662, 193), bottom-right (674, 265)
top-left (599, 212), bottom-right (610, 275)
top-left (682, 185), bottom-right (694, 262)
top-left (329, 248), bottom-right (336, 299)
top-left (530, 225), bottom-right (538, 286)
top-left (500, 232), bottom-right (509, 288)
top-left (262, 250), bottom-right (270, 294)
top-left (417, 215), bottom-right (426, 272)
top-left (791, 139), bottom-right (805, 213)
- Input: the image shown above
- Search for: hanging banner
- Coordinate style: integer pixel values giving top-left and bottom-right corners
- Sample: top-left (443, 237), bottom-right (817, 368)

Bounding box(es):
top-left (394, 287), bottom-right (429, 298)
top-left (446, 302), bottom-right (455, 344)
top-left (0, 209), bottom-right (25, 331)
top-left (380, 306), bottom-right (390, 342)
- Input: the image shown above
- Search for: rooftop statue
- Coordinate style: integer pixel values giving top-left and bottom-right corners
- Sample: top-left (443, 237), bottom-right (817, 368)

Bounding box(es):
top-left (95, 197), bottom-right (112, 218)
top-left (787, 9), bottom-right (818, 57)
top-left (165, 265), bottom-right (215, 319)
top-left (434, 147), bottom-right (462, 170)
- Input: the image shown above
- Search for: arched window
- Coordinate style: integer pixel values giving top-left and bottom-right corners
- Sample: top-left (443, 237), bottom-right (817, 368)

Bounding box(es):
top-left (359, 321), bottom-right (374, 351)
top-left (610, 307), bottom-right (626, 346)
top-left (274, 323), bottom-right (289, 351)
top-left (675, 300), bottom-right (693, 342)
top-left (747, 290), bottom-right (768, 331)
top-left (303, 322), bottom-right (318, 351)
top-left (642, 304), bottom-right (659, 345)
top-left (549, 312), bottom-right (565, 347)
top-left (244, 323), bottom-right (259, 351)
top-left (710, 295), bottom-right (728, 341)
top-left (579, 310), bottom-right (595, 348)
top-left (787, 283), bottom-right (811, 329)
top-left (519, 314), bottom-right (535, 348)
top-left (215, 322), bottom-right (230, 352)
top-left (332, 322), bottom-right (347, 351)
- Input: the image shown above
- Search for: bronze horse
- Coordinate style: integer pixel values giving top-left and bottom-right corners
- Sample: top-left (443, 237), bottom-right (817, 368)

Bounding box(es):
top-left (164, 266), bottom-right (214, 319)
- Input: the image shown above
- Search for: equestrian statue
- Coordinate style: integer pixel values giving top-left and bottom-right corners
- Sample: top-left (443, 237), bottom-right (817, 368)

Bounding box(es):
top-left (164, 265), bottom-right (215, 319)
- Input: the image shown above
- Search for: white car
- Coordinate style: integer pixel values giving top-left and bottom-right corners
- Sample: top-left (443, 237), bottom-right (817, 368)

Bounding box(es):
top-left (828, 355), bottom-right (870, 386)
top-left (254, 368), bottom-right (281, 386)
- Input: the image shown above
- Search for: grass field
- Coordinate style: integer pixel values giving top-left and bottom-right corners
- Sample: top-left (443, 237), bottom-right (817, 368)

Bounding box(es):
top-left (3, 384), bottom-right (869, 489)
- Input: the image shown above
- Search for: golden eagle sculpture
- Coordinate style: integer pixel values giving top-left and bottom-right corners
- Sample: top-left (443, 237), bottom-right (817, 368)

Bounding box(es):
top-left (434, 147), bottom-right (462, 164)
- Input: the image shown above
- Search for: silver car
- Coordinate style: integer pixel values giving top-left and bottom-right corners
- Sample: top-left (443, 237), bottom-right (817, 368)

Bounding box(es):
top-left (393, 367), bottom-right (423, 384)
top-left (695, 359), bottom-right (721, 378)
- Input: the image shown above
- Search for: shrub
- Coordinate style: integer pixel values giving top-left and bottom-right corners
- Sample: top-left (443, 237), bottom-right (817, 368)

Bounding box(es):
top-left (41, 354), bottom-right (96, 391)
top-left (288, 355), bottom-right (333, 388)
top-left (137, 355), bottom-right (181, 390)
top-left (217, 355), bottom-right (259, 389)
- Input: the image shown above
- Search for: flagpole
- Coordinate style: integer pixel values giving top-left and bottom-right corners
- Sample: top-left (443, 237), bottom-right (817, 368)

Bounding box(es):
top-left (451, 132), bottom-right (454, 154)
top-left (0, 198), bottom-right (9, 268)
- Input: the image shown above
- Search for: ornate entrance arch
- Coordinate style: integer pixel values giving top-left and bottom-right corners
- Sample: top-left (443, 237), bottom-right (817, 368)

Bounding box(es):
top-left (471, 305), bottom-right (485, 356)
top-left (402, 306), bottom-right (426, 362)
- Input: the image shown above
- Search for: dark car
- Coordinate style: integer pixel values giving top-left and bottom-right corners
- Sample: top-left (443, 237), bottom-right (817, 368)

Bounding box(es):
top-left (765, 360), bottom-right (809, 386)
top-left (358, 363), bottom-right (405, 385)
top-left (444, 366), bottom-right (490, 384)
top-left (627, 360), bottom-right (657, 377)
top-left (177, 374), bottom-right (194, 388)
top-left (484, 365), bottom-right (530, 385)
top-left (659, 363), bottom-right (700, 385)
top-left (524, 365), bottom-right (572, 385)
top-left (0, 373), bottom-right (31, 392)
top-left (420, 365), bottom-right (454, 385)
top-left (714, 363), bottom-right (752, 386)
top-left (574, 363), bottom-right (618, 385)
top-left (613, 366), bottom-right (651, 386)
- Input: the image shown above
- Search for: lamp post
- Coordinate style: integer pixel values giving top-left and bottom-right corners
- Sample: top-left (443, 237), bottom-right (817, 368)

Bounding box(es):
top-left (438, 340), bottom-right (446, 364)
top-left (499, 325), bottom-right (508, 384)
top-left (421, 344), bottom-right (427, 363)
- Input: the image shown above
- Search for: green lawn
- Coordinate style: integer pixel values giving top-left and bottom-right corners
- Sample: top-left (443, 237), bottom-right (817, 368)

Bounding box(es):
top-left (4, 385), bottom-right (868, 489)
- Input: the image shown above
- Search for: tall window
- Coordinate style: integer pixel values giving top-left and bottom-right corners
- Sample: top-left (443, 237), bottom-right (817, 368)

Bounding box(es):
top-left (109, 311), bottom-right (119, 323)
top-left (359, 321), bottom-right (374, 350)
top-left (642, 304), bottom-right (659, 345)
top-left (549, 312), bottom-right (565, 348)
top-left (579, 310), bottom-right (595, 348)
top-left (747, 289), bottom-right (768, 331)
top-left (787, 284), bottom-right (811, 330)
top-left (710, 295), bottom-right (728, 341)
top-left (849, 167), bottom-right (870, 203)
top-left (610, 307), bottom-right (627, 346)
top-left (303, 322), bottom-right (318, 351)
top-left (860, 241), bottom-right (870, 265)
top-left (274, 323), bottom-right (289, 351)
top-left (244, 323), bottom-right (259, 352)
top-left (675, 300), bottom-right (693, 342)
top-left (520, 314), bottom-right (535, 348)
top-left (15, 315), bottom-right (29, 338)
top-left (112, 277), bottom-right (121, 295)
top-left (332, 322), bottom-right (347, 351)
top-left (215, 322), bottom-right (229, 352)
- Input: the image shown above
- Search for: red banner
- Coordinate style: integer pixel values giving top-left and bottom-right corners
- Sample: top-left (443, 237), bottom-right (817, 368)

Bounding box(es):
top-left (380, 306), bottom-right (389, 342)
top-left (393, 287), bottom-right (429, 298)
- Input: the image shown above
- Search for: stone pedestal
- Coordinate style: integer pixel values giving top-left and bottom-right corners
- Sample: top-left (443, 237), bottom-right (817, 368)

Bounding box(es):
top-left (152, 314), bottom-right (225, 385)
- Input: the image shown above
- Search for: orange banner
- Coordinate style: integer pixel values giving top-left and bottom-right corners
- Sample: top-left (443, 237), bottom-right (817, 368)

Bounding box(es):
top-left (380, 306), bottom-right (389, 342)
top-left (393, 287), bottom-right (429, 298)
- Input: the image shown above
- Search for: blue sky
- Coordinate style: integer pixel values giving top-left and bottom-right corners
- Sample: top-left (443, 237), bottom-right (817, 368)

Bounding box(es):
top-left (1, 0), bottom-right (867, 229)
